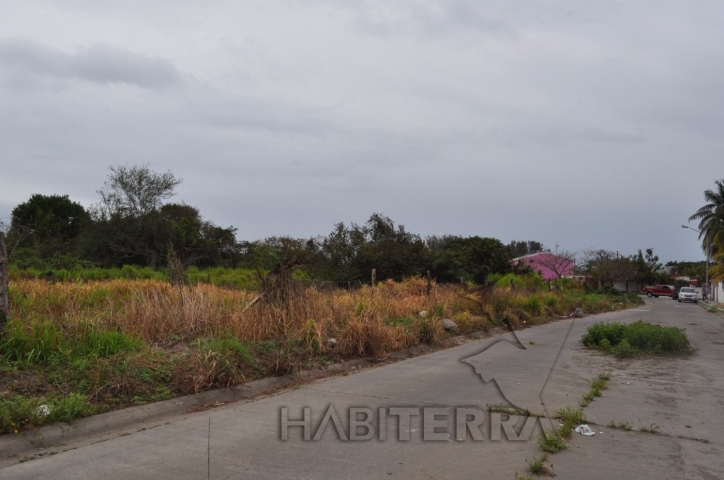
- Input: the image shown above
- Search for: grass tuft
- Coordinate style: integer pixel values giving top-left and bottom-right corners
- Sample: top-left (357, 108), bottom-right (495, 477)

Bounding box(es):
top-left (608, 420), bottom-right (633, 431)
top-left (526, 454), bottom-right (548, 474)
top-left (538, 430), bottom-right (567, 453)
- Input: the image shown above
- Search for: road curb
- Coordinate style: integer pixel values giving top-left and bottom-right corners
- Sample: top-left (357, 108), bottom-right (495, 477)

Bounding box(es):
top-left (0, 330), bottom-right (493, 463)
top-left (0, 358), bottom-right (369, 462)
top-left (0, 320), bottom-right (565, 465)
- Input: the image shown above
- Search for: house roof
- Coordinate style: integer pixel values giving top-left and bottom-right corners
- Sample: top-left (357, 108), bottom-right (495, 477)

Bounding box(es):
top-left (511, 251), bottom-right (569, 262)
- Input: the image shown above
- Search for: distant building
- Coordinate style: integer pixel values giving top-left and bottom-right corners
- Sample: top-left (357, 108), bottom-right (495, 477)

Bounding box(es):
top-left (511, 252), bottom-right (574, 281)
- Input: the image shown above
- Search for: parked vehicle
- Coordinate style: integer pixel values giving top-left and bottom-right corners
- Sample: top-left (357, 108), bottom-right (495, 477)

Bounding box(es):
top-left (642, 285), bottom-right (675, 298)
top-left (678, 287), bottom-right (698, 303)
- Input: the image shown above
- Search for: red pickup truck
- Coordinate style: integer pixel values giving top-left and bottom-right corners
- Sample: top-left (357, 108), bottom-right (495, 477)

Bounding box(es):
top-left (642, 285), bottom-right (675, 298)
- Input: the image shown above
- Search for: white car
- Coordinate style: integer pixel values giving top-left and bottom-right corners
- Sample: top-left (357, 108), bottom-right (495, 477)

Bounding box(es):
top-left (678, 287), bottom-right (698, 303)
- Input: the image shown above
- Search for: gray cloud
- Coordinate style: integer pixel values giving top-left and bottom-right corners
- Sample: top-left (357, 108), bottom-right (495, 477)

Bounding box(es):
top-left (0, 38), bottom-right (182, 88)
top-left (0, 1), bottom-right (722, 263)
top-left (353, 0), bottom-right (514, 38)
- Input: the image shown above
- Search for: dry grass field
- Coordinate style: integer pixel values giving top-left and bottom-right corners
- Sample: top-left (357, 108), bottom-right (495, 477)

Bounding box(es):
top-left (0, 276), bottom-right (642, 434)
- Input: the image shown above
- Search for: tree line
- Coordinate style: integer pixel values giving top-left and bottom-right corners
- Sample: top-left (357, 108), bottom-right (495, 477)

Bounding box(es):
top-left (3, 165), bottom-right (534, 284)
top-left (1, 164), bottom-right (678, 287)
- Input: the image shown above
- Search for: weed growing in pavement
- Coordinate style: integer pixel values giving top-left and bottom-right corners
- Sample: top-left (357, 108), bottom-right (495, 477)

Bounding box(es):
top-left (488, 405), bottom-right (532, 417)
top-left (579, 391), bottom-right (595, 407)
top-left (639, 422), bottom-right (661, 434)
top-left (608, 420), bottom-right (634, 431)
top-left (580, 372), bottom-right (611, 407)
top-left (526, 454), bottom-right (548, 474)
top-left (555, 407), bottom-right (586, 438)
top-left (556, 407), bottom-right (586, 425)
top-left (538, 430), bottom-right (567, 453)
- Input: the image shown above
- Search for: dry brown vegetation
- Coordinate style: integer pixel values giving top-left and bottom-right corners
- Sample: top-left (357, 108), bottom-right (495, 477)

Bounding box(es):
top-left (1, 277), bottom-right (642, 433)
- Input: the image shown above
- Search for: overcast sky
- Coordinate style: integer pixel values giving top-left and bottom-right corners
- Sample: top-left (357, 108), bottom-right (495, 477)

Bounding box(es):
top-left (1, 0), bottom-right (722, 263)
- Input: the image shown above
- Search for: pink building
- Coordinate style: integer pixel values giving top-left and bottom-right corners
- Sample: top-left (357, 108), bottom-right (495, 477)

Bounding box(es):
top-left (512, 252), bottom-right (575, 281)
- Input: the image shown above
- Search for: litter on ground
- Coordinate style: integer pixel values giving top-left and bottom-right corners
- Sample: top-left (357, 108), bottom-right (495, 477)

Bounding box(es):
top-left (575, 424), bottom-right (595, 436)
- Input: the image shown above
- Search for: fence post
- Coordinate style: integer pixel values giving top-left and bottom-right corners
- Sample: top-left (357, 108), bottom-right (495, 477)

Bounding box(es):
top-left (0, 232), bottom-right (9, 329)
top-left (371, 269), bottom-right (376, 297)
top-left (426, 270), bottom-right (432, 297)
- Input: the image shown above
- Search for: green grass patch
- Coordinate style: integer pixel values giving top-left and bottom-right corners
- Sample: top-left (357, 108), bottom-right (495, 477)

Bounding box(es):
top-left (0, 393), bottom-right (96, 434)
top-left (555, 406), bottom-right (586, 438)
top-left (581, 321), bottom-right (692, 358)
top-left (1, 320), bottom-right (143, 364)
top-left (538, 430), bottom-right (567, 453)
top-left (556, 406), bottom-right (586, 424)
top-left (526, 454), bottom-right (548, 475)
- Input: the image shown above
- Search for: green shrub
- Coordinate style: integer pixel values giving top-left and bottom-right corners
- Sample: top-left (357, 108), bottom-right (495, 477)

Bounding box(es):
top-left (196, 337), bottom-right (253, 365)
top-left (543, 295), bottom-right (558, 308)
top-left (581, 321), bottom-right (692, 357)
top-left (614, 339), bottom-right (634, 358)
top-left (581, 322), bottom-right (627, 347)
top-left (522, 296), bottom-right (543, 316)
top-left (623, 292), bottom-right (644, 305)
top-left (494, 273), bottom-right (545, 291)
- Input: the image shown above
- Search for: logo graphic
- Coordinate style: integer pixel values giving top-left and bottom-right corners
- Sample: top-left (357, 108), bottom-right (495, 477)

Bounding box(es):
top-left (461, 314), bottom-right (578, 431)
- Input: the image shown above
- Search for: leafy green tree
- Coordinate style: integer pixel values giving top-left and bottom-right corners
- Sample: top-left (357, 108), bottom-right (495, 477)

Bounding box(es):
top-left (318, 222), bottom-right (367, 282)
top-left (355, 214), bottom-right (428, 282)
top-left (80, 166), bottom-right (242, 268)
top-left (583, 249), bottom-right (637, 288)
top-left (197, 222), bottom-right (242, 268)
top-left (508, 240), bottom-right (545, 258)
top-left (431, 236), bottom-right (511, 283)
top-left (10, 194), bottom-right (90, 257)
top-left (317, 214), bottom-right (428, 283)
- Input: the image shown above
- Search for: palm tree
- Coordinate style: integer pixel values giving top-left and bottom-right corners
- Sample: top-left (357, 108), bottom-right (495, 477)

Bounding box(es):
top-left (689, 179), bottom-right (724, 257)
top-left (710, 240), bottom-right (724, 283)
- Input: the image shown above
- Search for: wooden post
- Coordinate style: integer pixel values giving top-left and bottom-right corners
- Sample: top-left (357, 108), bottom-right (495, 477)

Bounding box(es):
top-left (0, 232), bottom-right (9, 329)
top-left (426, 270), bottom-right (432, 297)
top-left (371, 268), bottom-right (376, 298)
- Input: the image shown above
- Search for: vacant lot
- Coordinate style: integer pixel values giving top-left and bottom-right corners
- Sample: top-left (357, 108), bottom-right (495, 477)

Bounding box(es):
top-left (0, 276), bottom-right (641, 434)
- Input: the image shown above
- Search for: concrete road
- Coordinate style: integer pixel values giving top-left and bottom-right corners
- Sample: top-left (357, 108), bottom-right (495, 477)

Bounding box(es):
top-left (1, 298), bottom-right (722, 479)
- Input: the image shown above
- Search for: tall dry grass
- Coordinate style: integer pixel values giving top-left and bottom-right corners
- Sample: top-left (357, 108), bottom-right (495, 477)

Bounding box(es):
top-left (6, 277), bottom-right (636, 359)
top-left (7, 277), bottom-right (464, 356)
